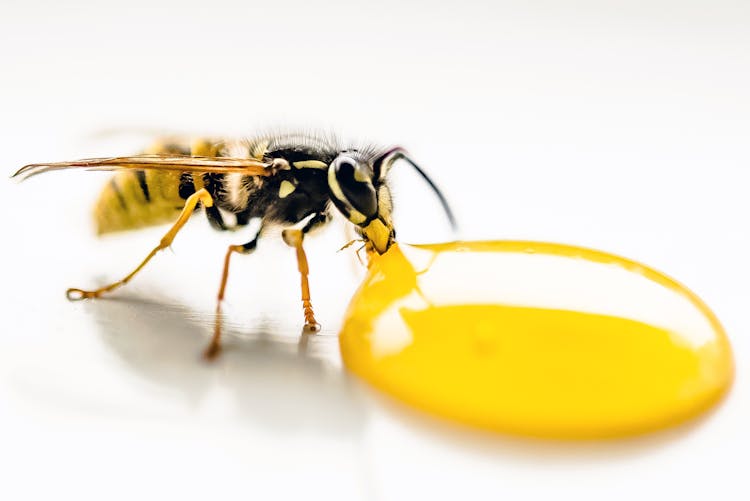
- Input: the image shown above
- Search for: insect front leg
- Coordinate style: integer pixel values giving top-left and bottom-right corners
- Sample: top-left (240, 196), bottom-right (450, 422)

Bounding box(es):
top-left (282, 212), bottom-right (329, 333)
top-left (66, 188), bottom-right (214, 301)
top-left (204, 226), bottom-right (263, 359)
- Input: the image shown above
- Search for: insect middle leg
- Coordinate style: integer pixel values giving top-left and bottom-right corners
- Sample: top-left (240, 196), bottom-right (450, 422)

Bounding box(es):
top-left (204, 229), bottom-right (262, 359)
top-left (66, 188), bottom-right (214, 300)
top-left (282, 212), bottom-right (329, 333)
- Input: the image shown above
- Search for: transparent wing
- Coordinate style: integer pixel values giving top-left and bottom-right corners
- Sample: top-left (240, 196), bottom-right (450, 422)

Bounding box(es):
top-left (12, 154), bottom-right (272, 181)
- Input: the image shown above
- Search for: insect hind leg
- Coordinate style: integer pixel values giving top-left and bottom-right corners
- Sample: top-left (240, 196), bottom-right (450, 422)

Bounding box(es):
top-left (66, 188), bottom-right (213, 301)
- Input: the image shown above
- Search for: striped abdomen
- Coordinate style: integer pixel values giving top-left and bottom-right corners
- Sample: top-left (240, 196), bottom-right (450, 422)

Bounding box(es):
top-left (93, 139), bottom-right (222, 235)
top-left (94, 169), bottom-right (187, 235)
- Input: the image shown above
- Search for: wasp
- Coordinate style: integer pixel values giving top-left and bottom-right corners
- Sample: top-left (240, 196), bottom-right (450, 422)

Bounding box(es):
top-left (13, 133), bottom-right (455, 358)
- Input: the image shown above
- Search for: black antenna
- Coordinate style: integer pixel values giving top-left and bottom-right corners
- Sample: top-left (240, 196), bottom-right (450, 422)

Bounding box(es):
top-left (380, 147), bottom-right (458, 231)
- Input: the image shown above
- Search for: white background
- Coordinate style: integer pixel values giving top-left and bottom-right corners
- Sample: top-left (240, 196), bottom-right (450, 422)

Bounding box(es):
top-left (1, 1), bottom-right (749, 500)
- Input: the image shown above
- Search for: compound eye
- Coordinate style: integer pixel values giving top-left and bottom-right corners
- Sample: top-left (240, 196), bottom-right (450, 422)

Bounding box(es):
top-left (331, 156), bottom-right (377, 219)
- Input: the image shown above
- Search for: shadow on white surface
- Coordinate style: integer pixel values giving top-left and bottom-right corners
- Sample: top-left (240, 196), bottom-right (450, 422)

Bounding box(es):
top-left (89, 293), bottom-right (368, 438)
top-left (365, 378), bottom-right (732, 462)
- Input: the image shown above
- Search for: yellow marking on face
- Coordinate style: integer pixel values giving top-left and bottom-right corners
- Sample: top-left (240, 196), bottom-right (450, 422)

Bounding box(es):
top-left (328, 165), bottom-right (369, 224)
top-left (362, 219), bottom-right (391, 253)
top-left (353, 166), bottom-right (370, 183)
top-left (328, 166), bottom-right (347, 203)
top-left (348, 210), bottom-right (367, 225)
top-left (293, 160), bottom-right (328, 170)
top-left (278, 180), bottom-right (296, 199)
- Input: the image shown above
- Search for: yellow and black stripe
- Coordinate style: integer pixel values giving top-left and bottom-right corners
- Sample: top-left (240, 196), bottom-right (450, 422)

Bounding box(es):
top-left (93, 139), bottom-right (219, 235)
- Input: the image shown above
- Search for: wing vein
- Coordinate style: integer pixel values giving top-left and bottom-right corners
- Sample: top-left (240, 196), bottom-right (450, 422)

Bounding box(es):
top-left (12, 155), bottom-right (272, 181)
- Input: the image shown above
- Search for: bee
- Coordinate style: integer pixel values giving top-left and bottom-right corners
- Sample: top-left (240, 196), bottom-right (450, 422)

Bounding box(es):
top-left (14, 132), bottom-right (455, 358)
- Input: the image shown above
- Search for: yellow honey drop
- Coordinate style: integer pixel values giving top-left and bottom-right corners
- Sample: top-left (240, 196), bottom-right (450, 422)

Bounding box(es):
top-left (339, 241), bottom-right (734, 438)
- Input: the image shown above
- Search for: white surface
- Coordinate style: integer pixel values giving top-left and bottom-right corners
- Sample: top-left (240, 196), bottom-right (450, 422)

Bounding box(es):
top-left (1, 1), bottom-right (749, 500)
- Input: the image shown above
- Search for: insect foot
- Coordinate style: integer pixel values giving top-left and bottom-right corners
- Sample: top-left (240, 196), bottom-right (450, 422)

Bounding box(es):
top-left (66, 288), bottom-right (100, 301)
top-left (282, 228), bottom-right (321, 333)
top-left (203, 339), bottom-right (222, 360)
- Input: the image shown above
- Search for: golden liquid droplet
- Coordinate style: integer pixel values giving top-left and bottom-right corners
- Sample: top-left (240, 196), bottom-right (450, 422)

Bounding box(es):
top-left (339, 241), bottom-right (734, 438)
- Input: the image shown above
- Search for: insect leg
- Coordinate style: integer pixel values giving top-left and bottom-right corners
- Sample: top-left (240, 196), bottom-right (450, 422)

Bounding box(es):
top-left (204, 228), bottom-right (262, 359)
top-left (66, 188), bottom-right (214, 300)
top-left (201, 173), bottom-right (229, 231)
top-left (281, 212), bottom-right (329, 332)
top-left (204, 205), bottom-right (228, 231)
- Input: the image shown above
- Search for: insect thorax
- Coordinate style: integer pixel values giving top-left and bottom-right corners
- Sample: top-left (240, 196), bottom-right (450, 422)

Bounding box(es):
top-left (214, 135), bottom-right (341, 227)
